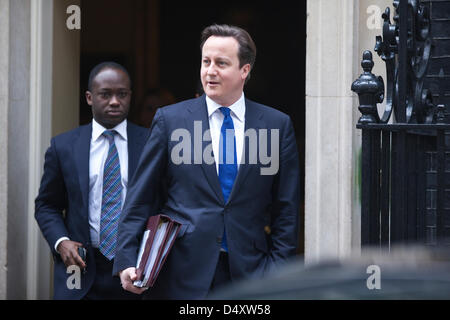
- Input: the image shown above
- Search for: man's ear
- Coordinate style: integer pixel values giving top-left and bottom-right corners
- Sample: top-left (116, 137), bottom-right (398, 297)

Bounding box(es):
top-left (241, 64), bottom-right (251, 81)
top-left (85, 91), bottom-right (93, 106)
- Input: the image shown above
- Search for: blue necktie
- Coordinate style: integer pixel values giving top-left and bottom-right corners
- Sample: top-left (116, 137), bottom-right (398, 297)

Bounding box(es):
top-left (218, 107), bottom-right (237, 252)
top-left (99, 130), bottom-right (123, 260)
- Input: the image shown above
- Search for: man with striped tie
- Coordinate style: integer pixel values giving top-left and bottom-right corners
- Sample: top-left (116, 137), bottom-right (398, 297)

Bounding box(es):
top-left (114, 25), bottom-right (301, 299)
top-left (35, 62), bottom-right (148, 299)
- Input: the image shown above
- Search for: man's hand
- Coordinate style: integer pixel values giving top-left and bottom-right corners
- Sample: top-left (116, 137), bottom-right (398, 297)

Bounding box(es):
top-left (119, 267), bottom-right (148, 295)
top-left (57, 240), bottom-right (86, 270)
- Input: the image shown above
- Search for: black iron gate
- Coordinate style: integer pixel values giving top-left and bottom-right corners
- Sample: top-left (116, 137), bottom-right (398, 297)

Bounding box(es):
top-left (352, 0), bottom-right (450, 248)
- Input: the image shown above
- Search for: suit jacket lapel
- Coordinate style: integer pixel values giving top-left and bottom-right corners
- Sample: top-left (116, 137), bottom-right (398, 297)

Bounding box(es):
top-left (228, 99), bottom-right (264, 202)
top-left (73, 123), bottom-right (92, 218)
top-left (185, 96), bottom-right (224, 204)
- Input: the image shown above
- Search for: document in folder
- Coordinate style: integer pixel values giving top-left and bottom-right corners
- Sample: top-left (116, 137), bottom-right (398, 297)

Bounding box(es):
top-left (133, 214), bottom-right (181, 288)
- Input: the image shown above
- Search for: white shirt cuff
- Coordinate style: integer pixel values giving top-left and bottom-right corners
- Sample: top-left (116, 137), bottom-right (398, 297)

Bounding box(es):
top-left (54, 237), bottom-right (70, 253)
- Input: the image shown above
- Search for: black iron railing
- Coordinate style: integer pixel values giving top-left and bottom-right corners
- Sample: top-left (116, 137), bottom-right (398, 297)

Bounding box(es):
top-left (352, 0), bottom-right (450, 248)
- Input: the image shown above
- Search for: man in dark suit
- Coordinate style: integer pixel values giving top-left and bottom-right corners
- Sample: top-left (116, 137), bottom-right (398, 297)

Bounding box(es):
top-left (35, 62), bottom-right (148, 299)
top-left (114, 24), bottom-right (300, 299)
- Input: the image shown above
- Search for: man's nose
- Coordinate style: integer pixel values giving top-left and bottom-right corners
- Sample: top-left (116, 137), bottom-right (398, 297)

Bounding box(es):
top-left (110, 95), bottom-right (120, 105)
top-left (207, 64), bottom-right (218, 75)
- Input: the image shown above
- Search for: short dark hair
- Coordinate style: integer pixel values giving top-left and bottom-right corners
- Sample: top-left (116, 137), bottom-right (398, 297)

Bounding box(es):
top-left (87, 61), bottom-right (131, 91)
top-left (200, 24), bottom-right (256, 83)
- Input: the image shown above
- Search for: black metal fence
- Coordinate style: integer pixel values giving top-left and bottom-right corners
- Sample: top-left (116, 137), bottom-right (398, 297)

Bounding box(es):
top-left (352, 0), bottom-right (450, 248)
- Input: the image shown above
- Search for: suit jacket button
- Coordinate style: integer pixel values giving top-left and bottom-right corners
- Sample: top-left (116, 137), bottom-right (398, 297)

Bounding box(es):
top-left (216, 237), bottom-right (222, 244)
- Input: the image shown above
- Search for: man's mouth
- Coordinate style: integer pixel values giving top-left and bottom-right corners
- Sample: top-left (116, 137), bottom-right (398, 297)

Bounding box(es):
top-left (207, 81), bottom-right (220, 86)
top-left (106, 110), bottom-right (123, 116)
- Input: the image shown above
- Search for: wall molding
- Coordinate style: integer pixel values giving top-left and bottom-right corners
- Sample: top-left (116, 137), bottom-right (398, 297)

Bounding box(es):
top-left (305, 0), bottom-right (360, 264)
top-left (28, 0), bottom-right (53, 299)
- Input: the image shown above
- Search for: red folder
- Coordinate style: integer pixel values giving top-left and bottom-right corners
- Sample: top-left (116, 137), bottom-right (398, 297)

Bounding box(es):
top-left (133, 214), bottom-right (181, 288)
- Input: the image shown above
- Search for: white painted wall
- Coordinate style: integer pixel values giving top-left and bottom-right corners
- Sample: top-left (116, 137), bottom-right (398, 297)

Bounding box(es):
top-left (0, 0), bottom-right (10, 300)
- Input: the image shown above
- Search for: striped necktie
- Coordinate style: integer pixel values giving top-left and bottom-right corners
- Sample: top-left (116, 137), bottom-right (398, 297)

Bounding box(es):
top-left (218, 107), bottom-right (238, 252)
top-left (99, 130), bottom-right (123, 260)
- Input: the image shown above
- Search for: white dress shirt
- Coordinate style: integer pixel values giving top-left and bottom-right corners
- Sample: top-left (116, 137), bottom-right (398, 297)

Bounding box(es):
top-left (206, 93), bottom-right (246, 174)
top-left (54, 119), bottom-right (129, 251)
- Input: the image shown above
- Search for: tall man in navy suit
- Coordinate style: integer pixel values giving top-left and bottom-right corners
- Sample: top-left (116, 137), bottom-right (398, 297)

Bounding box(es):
top-left (114, 24), bottom-right (301, 299)
top-left (35, 62), bottom-right (148, 299)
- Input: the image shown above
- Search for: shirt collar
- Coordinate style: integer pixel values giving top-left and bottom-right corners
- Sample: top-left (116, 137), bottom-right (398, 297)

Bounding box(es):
top-left (92, 118), bottom-right (128, 142)
top-left (206, 93), bottom-right (245, 123)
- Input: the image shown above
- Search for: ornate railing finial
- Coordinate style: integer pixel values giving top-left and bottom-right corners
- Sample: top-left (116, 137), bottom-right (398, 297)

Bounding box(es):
top-left (351, 51), bottom-right (385, 124)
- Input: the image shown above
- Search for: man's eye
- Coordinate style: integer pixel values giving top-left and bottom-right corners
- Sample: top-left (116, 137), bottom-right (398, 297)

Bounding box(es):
top-left (118, 92), bottom-right (129, 98)
top-left (100, 92), bottom-right (111, 99)
top-left (203, 59), bottom-right (210, 65)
